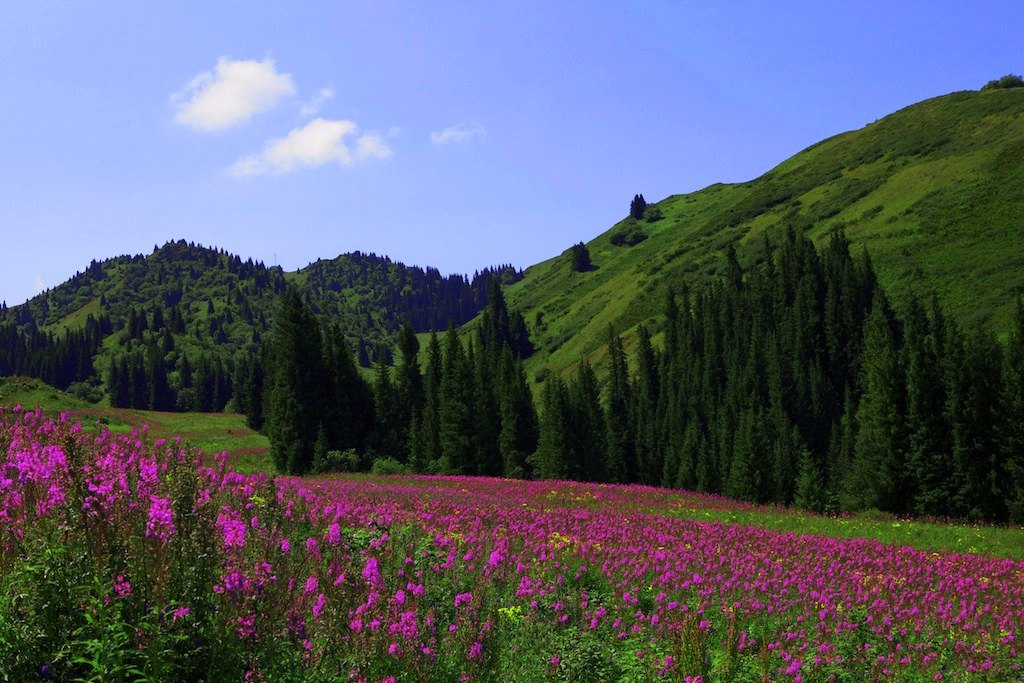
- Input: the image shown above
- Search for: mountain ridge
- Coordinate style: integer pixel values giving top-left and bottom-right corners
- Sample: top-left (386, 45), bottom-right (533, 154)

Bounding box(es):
top-left (2, 86), bottom-right (1023, 399)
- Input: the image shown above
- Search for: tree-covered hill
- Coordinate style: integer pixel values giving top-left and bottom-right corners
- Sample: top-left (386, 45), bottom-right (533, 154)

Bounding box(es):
top-left (0, 240), bottom-right (519, 407)
top-left (508, 87), bottom-right (1024, 385)
top-left (3, 86), bottom-right (1023, 409)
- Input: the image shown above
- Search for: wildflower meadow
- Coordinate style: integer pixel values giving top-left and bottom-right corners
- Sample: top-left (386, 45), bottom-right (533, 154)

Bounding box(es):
top-left (1, 406), bottom-right (1021, 681)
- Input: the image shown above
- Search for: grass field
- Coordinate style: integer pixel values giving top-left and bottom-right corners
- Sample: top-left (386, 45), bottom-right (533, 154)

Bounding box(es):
top-left (0, 376), bottom-right (271, 473)
top-left (3, 410), bottom-right (1022, 681)
top-left (505, 88), bottom-right (1024, 384)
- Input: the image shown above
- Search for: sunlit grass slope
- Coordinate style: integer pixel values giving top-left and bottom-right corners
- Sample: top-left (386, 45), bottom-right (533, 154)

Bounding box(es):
top-left (0, 376), bottom-right (270, 473)
top-left (506, 88), bottom-right (1024, 383)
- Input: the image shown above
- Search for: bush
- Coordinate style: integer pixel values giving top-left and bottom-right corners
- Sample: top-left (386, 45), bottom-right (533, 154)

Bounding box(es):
top-left (312, 448), bottom-right (361, 474)
top-left (66, 379), bottom-right (104, 404)
top-left (981, 74), bottom-right (1024, 90)
top-left (610, 221), bottom-right (648, 247)
top-left (370, 456), bottom-right (409, 475)
top-left (567, 243), bottom-right (592, 272)
top-left (644, 205), bottom-right (664, 223)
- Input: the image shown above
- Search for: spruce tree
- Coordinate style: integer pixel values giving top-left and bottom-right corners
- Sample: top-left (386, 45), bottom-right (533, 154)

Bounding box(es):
top-left (903, 296), bottom-right (952, 516)
top-left (264, 288), bottom-right (325, 475)
top-left (572, 361), bottom-right (607, 482)
top-left (846, 293), bottom-right (905, 512)
top-left (438, 323), bottom-right (473, 473)
top-left (533, 375), bottom-right (571, 480)
top-left (497, 350), bottom-right (538, 479)
top-left (418, 331), bottom-right (443, 470)
top-left (604, 329), bottom-right (634, 483)
top-left (632, 325), bottom-right (661, 485)
top-left (1001, 299), bottom-right (1024, 523)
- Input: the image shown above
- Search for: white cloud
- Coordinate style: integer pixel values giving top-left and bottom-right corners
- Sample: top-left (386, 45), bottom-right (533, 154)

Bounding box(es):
top-left (230, 117), bottom-right (391, 177)
top-left (299, 87), bottom-right (335, 117)
top-left (32, 276), bottom-right (45, 294)
top-left (430, 123), bottom-right (486, 147)
top-left (172, 57), bottom-right (296, 131)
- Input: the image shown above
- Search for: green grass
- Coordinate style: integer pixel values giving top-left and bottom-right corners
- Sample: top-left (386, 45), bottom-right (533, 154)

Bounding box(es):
top-left (0, 376), bottom-right (271, 474)
top-left (5, 376), bottom-right (1022, 561)
top-left (499, 88), bottom-right (1024, 385)
top-left (667, 503), bottom-right (1024, 561)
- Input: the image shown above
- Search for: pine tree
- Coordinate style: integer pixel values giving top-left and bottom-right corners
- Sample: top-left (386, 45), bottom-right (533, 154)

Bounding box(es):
top-left (370, 349), bottom-right (401, 459)
top-left (321, 323), bottom-right (374, 454)
top-left (533, 375), bottom-right (571, 480)
top-left (846, 293), bottom-right (905, 512)
top-left (794, 447), bottom-right (825, 512)
top-left (569, 243), bottom-right (591, 272)
top-left (604, 328), bottom-right (634, 483)
top-left (264, 288), bottom-right (325, 475)
top-left (572, 361), bottom-right (607, 482)
top-left (632, 325), bottom-right (661, 485)
top-left (497, 350), bottom-right (538, 479)
top-left (945, 325), bottom-right (1004, 520)
top-left (903, 296), bottom-right (952, 516)
top-left (438, 323), bottom-right (473, 473)
top-left (1001, 299), bottom-right (1024, 523)
top-left (629, 194), bottom-right (647, 220)
top-left (418, 331), bottom-right (443, 470)
top-left (395, 321), bottom-right (424, 438)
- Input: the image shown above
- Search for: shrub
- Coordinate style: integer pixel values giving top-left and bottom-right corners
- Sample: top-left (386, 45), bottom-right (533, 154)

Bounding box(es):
top-left (644, 205), bottom-right (664, 223)
top-left (370, 455), bottom-right (409, 475)
top-left (312, 448), bottom-right (361, 474)
top-left (610, 221), bottom-right (648, 247)
top-left (981, 73), bottom-right (1024, 90)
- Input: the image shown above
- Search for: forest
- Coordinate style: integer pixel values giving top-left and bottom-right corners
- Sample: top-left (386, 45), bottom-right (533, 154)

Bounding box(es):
top-left (245, 230), bottom-right (1024, 524)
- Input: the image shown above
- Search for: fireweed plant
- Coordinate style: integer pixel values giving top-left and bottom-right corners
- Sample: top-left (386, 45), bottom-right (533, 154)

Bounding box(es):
top-left (0, 406), bottom-right (1021, 681)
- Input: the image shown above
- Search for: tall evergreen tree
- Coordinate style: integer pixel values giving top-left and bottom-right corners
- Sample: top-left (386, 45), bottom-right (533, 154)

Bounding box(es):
top-left (604, 328), bottom-right (634, 483)
top-left (1001, 299), bottom-right (1024, 523)
top-left (632, 325), bottom-right (661, 485)
top-left (264, 288), bottom-right (325, 475)
top-left (846, 292), bottom-right (905, 511)
top-left (417, 331), bottom-right (443, 470)
top-left (438, 323), bottom-right (473, 473)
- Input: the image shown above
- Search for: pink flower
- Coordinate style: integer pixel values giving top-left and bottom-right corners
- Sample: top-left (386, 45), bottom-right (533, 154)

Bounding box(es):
top-left (362, 556), bottom-right (381, 587)
top-left (312, 593), bottom-right (327, 618)
top-left (113, 574), bottom-right (131, 599)
top-left (145, 495), bottom-right (175, 542)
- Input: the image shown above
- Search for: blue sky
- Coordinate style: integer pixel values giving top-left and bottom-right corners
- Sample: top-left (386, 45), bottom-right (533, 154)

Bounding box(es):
top-left (1, 1), bottom-right (1021, 306)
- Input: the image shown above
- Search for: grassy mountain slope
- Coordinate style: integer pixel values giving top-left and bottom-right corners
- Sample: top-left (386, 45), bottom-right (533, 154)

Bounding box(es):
top-left (0, 376), bottom-right (270, 472)
top-left (2, 241), bottom-right (515, 401)
top-left (506, 88), bottom-right (1024, 383)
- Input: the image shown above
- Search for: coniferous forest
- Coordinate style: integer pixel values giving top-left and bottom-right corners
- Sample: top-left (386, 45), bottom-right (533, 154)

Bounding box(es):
top-left (240, 229), bottom-right (1024, 525)
top-left (4, 232), bottom-right (1022, 524)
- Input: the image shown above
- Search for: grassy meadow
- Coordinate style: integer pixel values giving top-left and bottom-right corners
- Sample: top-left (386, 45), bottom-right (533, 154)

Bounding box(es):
top-left (2, 383), bottom-right (1024, 680)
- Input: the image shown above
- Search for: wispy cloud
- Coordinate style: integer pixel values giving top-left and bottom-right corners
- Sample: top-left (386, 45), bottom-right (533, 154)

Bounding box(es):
top-left (430, 123), bottom-right (486, 147)
top-left (172, 57), bottom-right (296, 131)
top-left (32, 276), bottom-right (45, 294)
top-left (299, 87), bottom-right (335, 117)
top-left (230, 118), bottom-right (392, 177)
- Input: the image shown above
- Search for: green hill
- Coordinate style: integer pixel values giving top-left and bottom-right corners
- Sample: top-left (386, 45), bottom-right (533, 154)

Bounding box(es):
top-left (1, 241), bottom-right (516, 407)
top-left (505, 88), bottom-right (1024, 383)
top-left (3, 87), bottom-right (1023, 403)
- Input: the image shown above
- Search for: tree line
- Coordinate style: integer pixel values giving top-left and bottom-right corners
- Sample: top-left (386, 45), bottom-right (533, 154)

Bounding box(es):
top-left (255, 229), bottom-right (1024, 524)
top-left (545, 231), bottom-right (1023, 523)
top-left (0, 241), bottom-right (522, 409)
top-left (253, 280), bottom-right (536, 477)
